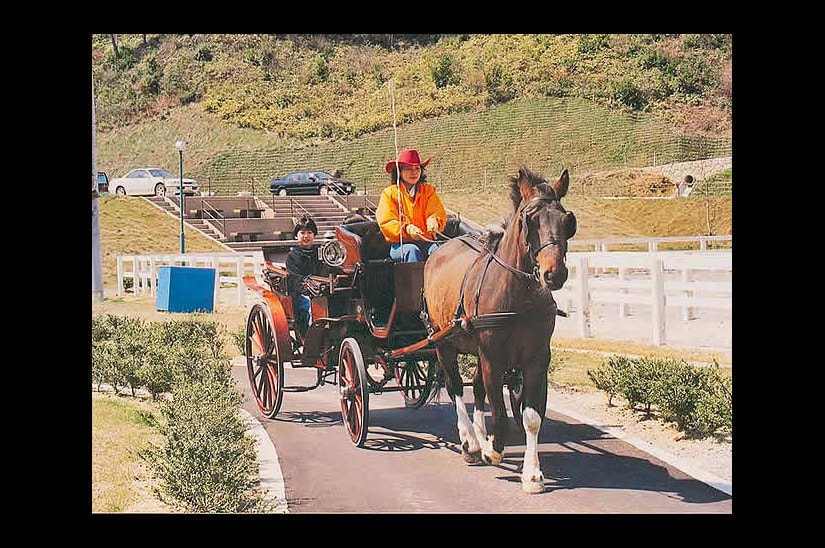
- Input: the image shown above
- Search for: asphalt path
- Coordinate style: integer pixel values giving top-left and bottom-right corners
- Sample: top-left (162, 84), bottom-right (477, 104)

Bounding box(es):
top-left (231, 361), bottom-right (731, 514)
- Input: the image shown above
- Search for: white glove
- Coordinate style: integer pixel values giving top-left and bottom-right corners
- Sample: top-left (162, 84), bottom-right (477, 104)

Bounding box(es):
top-left (405, 224), bottom-right (424, 240)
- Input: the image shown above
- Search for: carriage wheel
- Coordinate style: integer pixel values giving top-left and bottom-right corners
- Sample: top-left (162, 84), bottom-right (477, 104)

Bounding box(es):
top-left (395, 359), bottom-right (434, 409)
top-left (508, 369), bottom-right (525, 434)
top-left (245, 303), bottom-right (285, 419)
top-left (338, 337), bottom-right (369, 447)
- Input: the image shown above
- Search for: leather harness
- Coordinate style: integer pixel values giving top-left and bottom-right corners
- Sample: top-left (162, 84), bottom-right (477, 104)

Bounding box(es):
top-left (420, 195), bottom-right (565, 340)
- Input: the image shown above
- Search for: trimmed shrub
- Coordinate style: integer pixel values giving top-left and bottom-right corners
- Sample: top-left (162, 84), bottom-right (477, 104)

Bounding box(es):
top-left (139, 369), bottom-right (270, 513)
top-left (588, 355), bottom-right (732, 438)
top-left (587, 355), bottom-right (629, 406)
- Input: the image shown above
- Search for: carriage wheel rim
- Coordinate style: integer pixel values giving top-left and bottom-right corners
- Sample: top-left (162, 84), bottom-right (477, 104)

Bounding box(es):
top-left (246, 306), bottom-right (281, 415)
top-left (338, 340), bottom-right (368, 445)
top-left (340, 348), bottom-right (363, 442)
top-left (396, 360), bottom-right (431, 407)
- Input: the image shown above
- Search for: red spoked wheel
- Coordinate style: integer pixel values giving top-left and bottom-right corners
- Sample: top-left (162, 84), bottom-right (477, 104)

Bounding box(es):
top-left (245, 303), bottom-right (285, 419)
top-left (395, 359), bottom-right (434, 409)
top-left (338, 337), bottom-right (369, 447)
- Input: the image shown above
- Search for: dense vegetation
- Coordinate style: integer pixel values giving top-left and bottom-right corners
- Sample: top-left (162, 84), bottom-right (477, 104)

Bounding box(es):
top-left (92, 313), bottom-right (276, 512)
top-left (92, 34), bottom-right (732, 190)
top-left (93, 34), bottom-right (731, 138)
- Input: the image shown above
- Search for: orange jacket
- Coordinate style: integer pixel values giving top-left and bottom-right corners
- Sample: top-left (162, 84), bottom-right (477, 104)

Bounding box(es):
top-left (376, 182), bottom-right (447, 244)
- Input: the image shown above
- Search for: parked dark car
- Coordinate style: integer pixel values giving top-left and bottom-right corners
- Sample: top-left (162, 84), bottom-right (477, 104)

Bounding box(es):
top-left (268, 170), bottom-right (356, 196)
top-left (96, 171), bottom-right (109, 194)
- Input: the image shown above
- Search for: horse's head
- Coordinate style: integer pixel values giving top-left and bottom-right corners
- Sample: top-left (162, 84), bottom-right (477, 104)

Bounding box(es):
top-left (508, 167), bottom-right (577, 291)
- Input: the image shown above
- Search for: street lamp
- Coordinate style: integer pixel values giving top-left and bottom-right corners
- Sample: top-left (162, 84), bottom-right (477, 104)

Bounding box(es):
top-left (175, 140), bottom-right (186, 254)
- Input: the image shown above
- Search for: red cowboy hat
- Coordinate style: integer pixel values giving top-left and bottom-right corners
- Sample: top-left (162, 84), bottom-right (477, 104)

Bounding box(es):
top-left (385, 149), bottom-right (431, 173)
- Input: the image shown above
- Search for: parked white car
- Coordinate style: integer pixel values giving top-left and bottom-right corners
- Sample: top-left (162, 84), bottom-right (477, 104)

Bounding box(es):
top-left (109, 168), bottom-right (199, 197)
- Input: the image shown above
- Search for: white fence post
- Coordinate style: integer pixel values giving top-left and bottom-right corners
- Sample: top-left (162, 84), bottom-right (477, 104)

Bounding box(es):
top-left (619, 266), bottom-right (629, 318)
top-left (682, 267), bottom-right (695, 321)
top-left (211, 256), bottom-right (220, 310)
top-left (148, 256), bottom-right (156, 297)
top-left (135, 257), bottom-right (144, 296)
top-left (651, 257), bottom-right (666, 346)
top-left (117, 256), bottom-right (124, 296)
top-left (576, 256), bottom-right (591, 338)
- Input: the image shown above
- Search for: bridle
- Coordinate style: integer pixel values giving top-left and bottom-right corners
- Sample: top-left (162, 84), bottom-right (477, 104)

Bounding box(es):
top-left (520, 195), bottom-right (570, 282)
top-left (437, 192), bottom-right (573, 332)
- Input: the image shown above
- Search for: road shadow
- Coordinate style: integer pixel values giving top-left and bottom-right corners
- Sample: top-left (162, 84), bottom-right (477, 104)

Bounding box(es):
top-left (235, 369), bottom-right (729, 506)
top-left (366, 399), bottom-right (730, 505)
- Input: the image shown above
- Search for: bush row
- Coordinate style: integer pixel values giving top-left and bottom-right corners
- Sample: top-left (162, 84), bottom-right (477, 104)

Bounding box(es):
top-left (587, 355), bottom-right (732, 439)
top-left (92, 313), bottom-right (275, 513)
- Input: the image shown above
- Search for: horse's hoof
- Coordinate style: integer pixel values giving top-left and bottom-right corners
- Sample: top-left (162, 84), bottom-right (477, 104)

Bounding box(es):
top-left (463, 448), bottom-right (482, 465)
top-left (521, 476), bottom-right (545, 494)
top-left (482, 450), bottom-right (503, 466)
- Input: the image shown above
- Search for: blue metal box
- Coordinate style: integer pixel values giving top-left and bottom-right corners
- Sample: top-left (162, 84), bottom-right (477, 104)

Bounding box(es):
top-left (156, 266), bottom-right (216, 313)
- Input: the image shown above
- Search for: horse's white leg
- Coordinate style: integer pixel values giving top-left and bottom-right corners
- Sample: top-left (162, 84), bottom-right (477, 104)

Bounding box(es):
top-left (455, 395), bottom-right (483, 463)
top-left (473, 408), bottom-right (497, 464)
top-left (521, 407), bottom-right (545, 494)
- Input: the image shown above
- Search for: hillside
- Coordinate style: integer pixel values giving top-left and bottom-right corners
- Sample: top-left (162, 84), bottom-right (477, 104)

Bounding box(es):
top-left (92, 34), bottom-right (732, 192)
top-left (93, 33), bottom-right (733, 293)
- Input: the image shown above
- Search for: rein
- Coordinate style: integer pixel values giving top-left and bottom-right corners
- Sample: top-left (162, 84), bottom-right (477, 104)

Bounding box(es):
top-left (446, 194), bottom-right (565, 284)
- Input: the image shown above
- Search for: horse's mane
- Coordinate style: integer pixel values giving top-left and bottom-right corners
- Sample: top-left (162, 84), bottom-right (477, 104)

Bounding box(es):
top-left (500, 166), bottom-right (551, 232)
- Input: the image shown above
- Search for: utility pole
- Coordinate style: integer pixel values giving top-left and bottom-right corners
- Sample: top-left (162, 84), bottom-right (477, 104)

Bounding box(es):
top-left (92, 76), bottom-right (104, 301)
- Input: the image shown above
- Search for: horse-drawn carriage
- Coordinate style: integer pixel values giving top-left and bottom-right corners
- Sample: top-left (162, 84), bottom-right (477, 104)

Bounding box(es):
top-left (243, 168), bottom-right (577, 493)
top-left (242, 217), bottom-right (477, 446)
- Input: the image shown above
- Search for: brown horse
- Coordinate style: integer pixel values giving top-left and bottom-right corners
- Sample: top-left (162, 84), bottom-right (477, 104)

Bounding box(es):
top-left (422, 167), bottom-right (576, 494)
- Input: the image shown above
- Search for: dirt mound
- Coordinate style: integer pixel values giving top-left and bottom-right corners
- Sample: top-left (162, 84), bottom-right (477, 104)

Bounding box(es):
top-left (575, 168), bottom-right (676, 197)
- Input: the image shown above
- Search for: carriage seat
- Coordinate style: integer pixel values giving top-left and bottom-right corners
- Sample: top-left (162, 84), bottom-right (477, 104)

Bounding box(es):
top-left (338, 221), bottom-right (391, 261)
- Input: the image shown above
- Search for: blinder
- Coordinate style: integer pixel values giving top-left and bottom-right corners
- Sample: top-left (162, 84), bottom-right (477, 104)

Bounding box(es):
top-left (564, 210), bottom-right (577, 239)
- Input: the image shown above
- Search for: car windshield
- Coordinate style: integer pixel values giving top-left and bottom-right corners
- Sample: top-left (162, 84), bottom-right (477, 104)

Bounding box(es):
top-left (149, 169), bottom-right (175, 178)
top-left (313, 171), bottom-right (332, 179)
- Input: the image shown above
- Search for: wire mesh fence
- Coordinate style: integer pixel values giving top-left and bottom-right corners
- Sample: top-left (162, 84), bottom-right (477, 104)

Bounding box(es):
top-left (189, 97), bottom-right (731, 198)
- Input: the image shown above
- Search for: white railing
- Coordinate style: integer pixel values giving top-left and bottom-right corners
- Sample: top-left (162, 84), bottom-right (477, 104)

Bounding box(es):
top-left (114, 241), bottom-right (733, 348)
top-left (116, 252), bottom-right (265, 307)
top-left (555, 250), bottom-right (732, 346)
top-left (571, 234), bottom-right (731, 253)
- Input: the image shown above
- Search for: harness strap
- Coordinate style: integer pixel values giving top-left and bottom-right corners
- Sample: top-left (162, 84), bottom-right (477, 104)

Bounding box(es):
top-left (453, 237), bottom-right (489, 321)
top-left (473, 254), bottom-right (494, 317)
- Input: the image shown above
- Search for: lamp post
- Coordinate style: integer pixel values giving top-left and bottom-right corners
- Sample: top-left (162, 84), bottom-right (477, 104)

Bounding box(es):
top-left (175, 140), bottom-right (186, 254)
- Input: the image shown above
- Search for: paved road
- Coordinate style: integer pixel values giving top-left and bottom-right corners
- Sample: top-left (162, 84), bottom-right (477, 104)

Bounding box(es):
top-left (232, 362), bottom-right (731, 514)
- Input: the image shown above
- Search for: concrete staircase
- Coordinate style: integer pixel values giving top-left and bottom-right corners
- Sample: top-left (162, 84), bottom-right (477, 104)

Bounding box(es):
top-left (246, 194), bottom-right (354, 242)
top-left (144, 195), bottom-right (229, 245)
top-left (143, 193), bottom-right (378, 258)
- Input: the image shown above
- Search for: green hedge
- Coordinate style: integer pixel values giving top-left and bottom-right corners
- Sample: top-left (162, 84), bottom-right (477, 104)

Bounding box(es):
top-left (91, 313), bottom-right (275, 513)
top-left (588, 355), bottom-right (732, 439)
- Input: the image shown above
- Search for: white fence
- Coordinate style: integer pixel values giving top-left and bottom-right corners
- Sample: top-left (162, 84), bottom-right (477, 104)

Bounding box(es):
top-left (555, 249), bottom-right (732, 347)
top-left (116, 252), bottom-right (265, 307)
top-left (571, 235), bottom-right (731, 253)
top-left (115, 236), bottom-right (732, 348)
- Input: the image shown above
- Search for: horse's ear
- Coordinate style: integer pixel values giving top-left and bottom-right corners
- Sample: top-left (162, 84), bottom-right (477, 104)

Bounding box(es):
top-left (550, 169), bottom-right (569, 199)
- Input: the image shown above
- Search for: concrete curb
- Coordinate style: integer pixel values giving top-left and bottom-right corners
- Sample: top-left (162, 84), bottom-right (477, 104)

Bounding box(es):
top-left (240, 409), bottom-right (289, 513)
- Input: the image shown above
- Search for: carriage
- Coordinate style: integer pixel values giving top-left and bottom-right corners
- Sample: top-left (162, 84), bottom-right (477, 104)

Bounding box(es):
top-left (243, 168), bottom-right (576, 493)
top-left (243, 218), bottom-right (484, 446)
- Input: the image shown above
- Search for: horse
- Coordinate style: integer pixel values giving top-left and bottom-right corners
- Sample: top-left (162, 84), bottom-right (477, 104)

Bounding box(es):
top-left (422, 167), bottom-right (576, 494)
